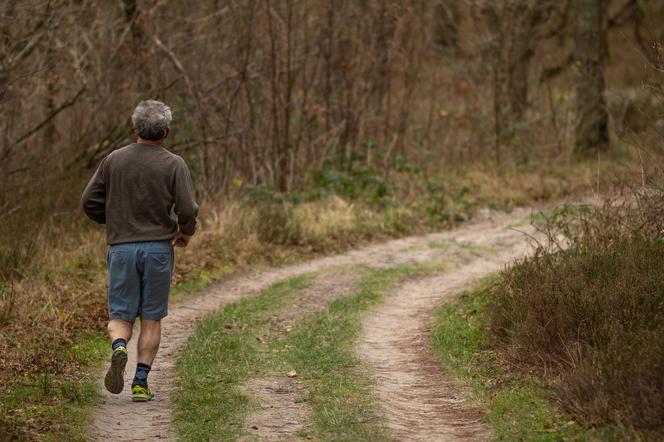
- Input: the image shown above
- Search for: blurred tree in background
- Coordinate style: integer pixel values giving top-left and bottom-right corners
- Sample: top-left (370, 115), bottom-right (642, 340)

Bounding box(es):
top-left (574, 0), bottom-right (609, 154)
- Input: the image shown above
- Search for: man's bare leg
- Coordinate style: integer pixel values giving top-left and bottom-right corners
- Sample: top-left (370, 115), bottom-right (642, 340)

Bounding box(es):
top-left (137, 318), bottom-right (161, 365)
top-left (131, 318), bottom-right (161, 400)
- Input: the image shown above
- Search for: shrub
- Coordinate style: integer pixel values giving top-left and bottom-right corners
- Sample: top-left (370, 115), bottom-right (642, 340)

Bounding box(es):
top-left (490, 188), bottom-right (664, 431)
top-left (254, 202), bottom-right (303, 246)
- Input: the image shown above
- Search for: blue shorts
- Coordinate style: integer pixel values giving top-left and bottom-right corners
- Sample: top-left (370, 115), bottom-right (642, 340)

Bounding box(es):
top-left (107, 241), bottom-right (174, 321)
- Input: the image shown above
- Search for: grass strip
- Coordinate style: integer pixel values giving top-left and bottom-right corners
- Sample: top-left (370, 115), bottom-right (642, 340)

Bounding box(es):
top-left (172, 275), bottom-right (312, 440)
top-left (283, 266), bottom-right (418, 441)
top-left (431, 281), bottom-right (591, 441)
top-left (0, 332), bottom-right (107, 441)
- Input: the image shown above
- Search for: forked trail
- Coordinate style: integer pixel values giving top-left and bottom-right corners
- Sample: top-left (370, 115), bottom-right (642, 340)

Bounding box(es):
top-left (89, 208), bottom-right (536, 441)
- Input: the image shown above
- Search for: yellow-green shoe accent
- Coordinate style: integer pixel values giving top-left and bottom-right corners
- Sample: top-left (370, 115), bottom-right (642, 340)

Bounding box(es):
top-left (131, 384), bottom-right (155, 402)
top-left (104, 346), bottom-right (128, 394)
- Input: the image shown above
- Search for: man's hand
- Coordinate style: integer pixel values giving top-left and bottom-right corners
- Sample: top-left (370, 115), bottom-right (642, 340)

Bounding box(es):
top-left (172, 230), bottom-right (191, 248)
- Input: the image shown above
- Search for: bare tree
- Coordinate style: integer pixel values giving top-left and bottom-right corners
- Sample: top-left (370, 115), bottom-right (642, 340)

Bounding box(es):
top-left (472, 0), bottom-right (569, 159)
top-left (434, 0), bottom-right (461, 54)
top-left (574, 0), bottom-right (609, 154)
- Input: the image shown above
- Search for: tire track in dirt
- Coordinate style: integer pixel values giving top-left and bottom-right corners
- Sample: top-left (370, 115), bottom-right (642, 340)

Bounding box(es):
top-left (242, 270), bottom-right (358, 441)
top-left (241, 376), bottom-right (311, 441)
top-left (244, 268), bottom-right (358, 441)
top-left (357, 220), bottom-right (538, 441)
top-left (89, 208), bottom-right (531, 441)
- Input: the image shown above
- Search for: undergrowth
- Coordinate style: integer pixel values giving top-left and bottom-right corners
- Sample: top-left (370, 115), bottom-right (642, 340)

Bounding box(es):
top-left (0, 332), bottom-right (107, 441)
top-left (490, 186), bottom-right (664, 434)
top-left (432, 282), bottom-right (591, 441)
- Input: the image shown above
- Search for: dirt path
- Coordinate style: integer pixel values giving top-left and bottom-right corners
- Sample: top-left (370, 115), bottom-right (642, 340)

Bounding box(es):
top-left (357, 219), bottom-right (538, 441)
top-left (89, 208), bottom-right (533, 441)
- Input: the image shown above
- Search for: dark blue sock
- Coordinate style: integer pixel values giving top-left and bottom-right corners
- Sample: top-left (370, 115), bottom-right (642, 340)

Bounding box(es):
top-left (112, 338), bottom-right (127, 351)
top-left (133, 363), bottom-right (151, 388)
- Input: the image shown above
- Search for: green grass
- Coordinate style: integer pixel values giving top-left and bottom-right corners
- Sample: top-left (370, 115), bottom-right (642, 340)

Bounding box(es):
top-left (284, 266), bottom-right (418, 441)
top-left (173, 265), bottom-right (422, 441)
top-left (0, 332), bottom-right (107, 441)
top-left (173, 275), bottom-right (312, 440)
top-left (431, 281), bottom-right (590, 441)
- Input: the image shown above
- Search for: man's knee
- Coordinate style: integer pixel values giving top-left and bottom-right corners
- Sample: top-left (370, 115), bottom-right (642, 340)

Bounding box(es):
top-left (108, 319), bottom-right (133, 339)
top-left (108, 318), bottom-right (133, 328)
top-left (140, 318), bottom-right (162, 331)
top-left (139, 319), bottom-right (162, 345)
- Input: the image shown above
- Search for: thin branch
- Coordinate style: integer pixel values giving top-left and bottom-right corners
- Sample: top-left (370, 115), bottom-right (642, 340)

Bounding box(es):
top-left (607, 0), bottom-right (637, 27)
top-left (153, 33), bottom-right (210, 185)
top-left (153, 35), bottom-right (196, 100)
top-left (10, 86), bottom-right (86, 147)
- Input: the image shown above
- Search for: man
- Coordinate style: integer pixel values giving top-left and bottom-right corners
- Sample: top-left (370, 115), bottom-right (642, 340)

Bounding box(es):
top-left (81, 100), bottom-right (198, 402)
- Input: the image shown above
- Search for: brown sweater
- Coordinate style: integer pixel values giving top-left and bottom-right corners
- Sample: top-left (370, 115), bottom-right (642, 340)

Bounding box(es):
top-left (81, 143), bottom-right (199, 245)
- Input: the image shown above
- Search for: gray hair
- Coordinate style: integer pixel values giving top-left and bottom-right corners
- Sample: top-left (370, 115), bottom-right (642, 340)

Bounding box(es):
top-left (132, 100), bottom-right (172, 141)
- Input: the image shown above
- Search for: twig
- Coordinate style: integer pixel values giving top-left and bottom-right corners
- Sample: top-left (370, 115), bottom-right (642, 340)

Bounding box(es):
top-left (153, 35), bottom-right (196, 101)
top-left (153, 34), bottom-right (210, 185)
top-left (11, 86), bottom-right (86, 147)
top-left (509, 226), bottom-right (546, 251)
top-left (0, 205), bottom-right (21, 221)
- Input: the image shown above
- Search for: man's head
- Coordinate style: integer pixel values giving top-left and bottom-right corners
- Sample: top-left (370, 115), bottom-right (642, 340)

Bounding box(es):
top-left (132, 100), bottom-right (172, 142)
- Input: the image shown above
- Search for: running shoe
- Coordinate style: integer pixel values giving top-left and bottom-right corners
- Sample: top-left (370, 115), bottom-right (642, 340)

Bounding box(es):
top-left (131, 384), bottom-right (155, 402)
top-left (104, 346), bottom-right (128, 394)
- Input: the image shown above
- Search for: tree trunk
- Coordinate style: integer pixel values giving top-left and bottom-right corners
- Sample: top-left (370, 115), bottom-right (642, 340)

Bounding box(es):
top-left (574, 0), bottom-right (609, 155)
top-left (122, 0), bottom-right (150, 91)
top-left (434, 0), bottom-right (460, 54)
top-left (507, 3), bottom-right (536, 120)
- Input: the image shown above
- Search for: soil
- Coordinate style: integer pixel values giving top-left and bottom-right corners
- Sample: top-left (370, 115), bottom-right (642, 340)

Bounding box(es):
top-left (357, 219), bottom-right (537, 441)
top-left (88, 207), bottom-right (536, 441)
top-left (241, 376), bottom-right (311, 441)
top-left (242, 271), bottom-right (358, 440)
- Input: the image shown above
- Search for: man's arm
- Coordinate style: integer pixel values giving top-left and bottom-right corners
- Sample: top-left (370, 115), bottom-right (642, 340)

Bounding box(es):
top-left (173, 157), bottom-right (199, 237)
top-left (81, 158), bottom-right (107, 224)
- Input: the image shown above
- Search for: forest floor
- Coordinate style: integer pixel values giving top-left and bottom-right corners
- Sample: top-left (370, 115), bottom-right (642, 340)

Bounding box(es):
top-left (87, 206), bottom-right (549, 441)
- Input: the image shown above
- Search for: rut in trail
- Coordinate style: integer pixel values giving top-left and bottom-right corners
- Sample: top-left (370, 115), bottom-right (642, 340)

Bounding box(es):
top-left (357, 221), bottom-right (538, 441)
top-left (242, 270), bottom-right (359, 440)
top-left (88, 208), bottom-right (531, 441)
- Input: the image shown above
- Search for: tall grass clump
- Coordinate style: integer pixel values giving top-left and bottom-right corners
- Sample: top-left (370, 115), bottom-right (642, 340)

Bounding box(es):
top-left (490, 186), bottom-right (664, 432)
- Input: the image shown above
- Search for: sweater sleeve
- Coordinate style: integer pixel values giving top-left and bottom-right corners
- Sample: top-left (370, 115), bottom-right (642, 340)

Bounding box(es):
top-left (81, 157), bottom-right (107, 224)
top-left (174, 157), bottom-right (199, 235)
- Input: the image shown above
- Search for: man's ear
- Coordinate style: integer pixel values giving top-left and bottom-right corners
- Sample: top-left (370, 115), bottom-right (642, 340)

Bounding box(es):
top-left (132, 126), bottom-right (138, 136)
top-left (163, 127), bottom-right (171, 140)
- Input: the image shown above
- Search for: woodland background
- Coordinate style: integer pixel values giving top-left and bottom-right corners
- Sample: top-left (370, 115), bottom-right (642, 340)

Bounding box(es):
top-left (2, 0), bottom-right (662, 241)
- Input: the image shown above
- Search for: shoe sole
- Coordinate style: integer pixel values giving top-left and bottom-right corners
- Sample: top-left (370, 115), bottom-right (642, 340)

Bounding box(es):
top-left (104, 350), bottom-right (127, 394)
top-left (131, 393), bottom-right (155, 402)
